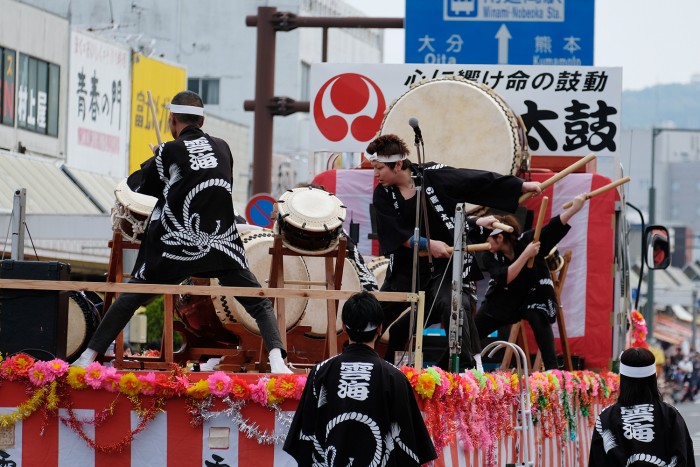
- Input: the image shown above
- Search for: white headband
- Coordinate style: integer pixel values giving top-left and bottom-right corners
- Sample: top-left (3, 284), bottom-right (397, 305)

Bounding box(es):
top-left (345, 322), bottom-right (379, 332)
top-left (619, 362), bottom-right (656, 378)
top-left (489, 228), bottom-right (504, 237)
top-left (166, 103), bottom-right (204, 116)
top-left (367, 153), bottom-right (406, 163)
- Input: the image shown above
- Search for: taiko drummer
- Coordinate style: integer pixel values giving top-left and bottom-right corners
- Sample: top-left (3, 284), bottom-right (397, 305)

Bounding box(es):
top-left (73, 91), bottom-right (292, 373)
top-left (367, 133), bottom-right (540, 371)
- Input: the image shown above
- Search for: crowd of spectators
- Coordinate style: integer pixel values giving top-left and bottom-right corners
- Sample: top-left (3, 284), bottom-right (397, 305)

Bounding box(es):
top-left (662, 346), bottom-right (700, 403)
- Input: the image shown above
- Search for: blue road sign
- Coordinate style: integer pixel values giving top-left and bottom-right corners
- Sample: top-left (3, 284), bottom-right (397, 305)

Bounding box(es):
top-left (245, 194), bottom-right (277, 229)
top-left (405, 0), bottom-right (594, 66)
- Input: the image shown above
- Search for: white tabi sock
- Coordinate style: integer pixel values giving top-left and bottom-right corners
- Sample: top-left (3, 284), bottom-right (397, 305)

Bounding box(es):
top-left (72, 348), bottom-right (97, 368)
top-left (269, 348), bottom-right (293, 374)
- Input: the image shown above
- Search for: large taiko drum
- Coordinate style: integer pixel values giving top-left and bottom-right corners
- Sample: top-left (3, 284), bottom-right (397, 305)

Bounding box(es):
top-left (66, 292), bottom-right (101, 362)
top-left (274, 186), bottom-right (347, 254)
top-left (112, 178), bottom-right (157, 242)
top-left (211, 229), bottom-right (309, 336)
top-left (380, 77), bottom-right (530, 213)
top-left (297, 257), bottom-right (363, 337)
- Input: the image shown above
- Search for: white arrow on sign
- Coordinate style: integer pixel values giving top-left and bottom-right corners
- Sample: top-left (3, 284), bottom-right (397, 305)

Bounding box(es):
top-left (495, 24), bottom-right (512, 64)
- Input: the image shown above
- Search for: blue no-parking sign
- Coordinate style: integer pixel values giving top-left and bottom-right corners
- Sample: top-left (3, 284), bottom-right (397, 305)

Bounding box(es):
top-left (405, 0), bottom-right (594, 66)
top-left (245, 193), bottom-right (277, 229)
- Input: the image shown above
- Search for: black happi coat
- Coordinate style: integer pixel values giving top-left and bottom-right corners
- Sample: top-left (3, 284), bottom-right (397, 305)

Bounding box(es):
top-left (283, 343), bottom-right (437, 466)
top-left (127, 126), bottom-right (247, 282)
top-left (372, 163), bottom-right (524, 291)
top-left (589, 401), bottom-right (695, 466)
top-left (479, 215), bottom-right (569, 323)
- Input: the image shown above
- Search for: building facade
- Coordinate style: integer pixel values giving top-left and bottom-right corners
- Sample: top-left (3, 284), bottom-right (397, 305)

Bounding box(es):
top-left (16, 0), bottom-right (385, 194)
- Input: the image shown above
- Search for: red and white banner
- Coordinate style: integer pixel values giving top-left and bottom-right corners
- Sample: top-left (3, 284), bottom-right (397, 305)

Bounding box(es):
top-left (524, 172), bottom-right (616, 370)
top-left (310, 64), bottom-right (622, 158)
top-left (0, 381), bottom-right (598, 467)
top-left (313, 169), bottom-right (617, 369)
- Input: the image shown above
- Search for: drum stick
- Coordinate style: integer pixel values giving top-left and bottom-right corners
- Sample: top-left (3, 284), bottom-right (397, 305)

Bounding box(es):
top-left (518, 153), bottom-right (596, 204)
top-left (491, 221), bottom-right (513, 233)
top-left (147, 90), bottom-right (163, 145)
top-left (527, 196), bottom-right (549, 268)
top-left (561, 176), bottom-right (631, 209)
top-left (418, 243), bottom-right (491, 257)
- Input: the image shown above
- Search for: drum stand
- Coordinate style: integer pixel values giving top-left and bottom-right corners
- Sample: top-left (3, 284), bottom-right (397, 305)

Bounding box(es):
top-left (257, 234), bottom-right (349, 371)
top-left (501, 250), bottom-right (574, 371)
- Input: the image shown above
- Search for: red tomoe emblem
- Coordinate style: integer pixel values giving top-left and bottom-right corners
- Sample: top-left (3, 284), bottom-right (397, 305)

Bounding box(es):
top-left (313, 73), bottom-right (386, 143)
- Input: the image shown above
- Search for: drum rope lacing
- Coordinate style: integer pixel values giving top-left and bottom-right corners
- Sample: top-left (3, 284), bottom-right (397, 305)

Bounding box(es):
top-left (111, 201), bottom-right (149, 243)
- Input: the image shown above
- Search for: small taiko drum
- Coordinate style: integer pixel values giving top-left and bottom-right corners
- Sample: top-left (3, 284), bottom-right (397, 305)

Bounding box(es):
top-left (211, 229), bottom-right (309, 336)
top-left (545, 246), bottom-right (565, 274)
top-left (297, 257), bottom-right (362, 337)
top-left (66, 291), bottom-right (101, 362)
top-left (367, 256), bottom-right (390, 290)
top-left (112, 178), bottom-right (157, 242)
top-left (175, 277), bottom-right (238, 345)
top-left (274, 186), bottom-right (347, 254)
top-left (380, 76), bottom-right (530, 213)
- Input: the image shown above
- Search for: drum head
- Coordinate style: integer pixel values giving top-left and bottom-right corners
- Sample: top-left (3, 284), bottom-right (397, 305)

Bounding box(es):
top-left (367, 256), bottom-right (390, 290)
top-left (115, 178), bottom-right (157, 216)
top-left (275, 186), bottom-right (347, 255)
top-left (380, 77), bottom-right (529, 212)
top-left (211, 230), bottom-right (308, 335)
top-left (298, 257), bottom-right (362, 337)
top-left (66, 292), bottom-right (100, 362)
top-left (277, 187), bottom-right (347, 233)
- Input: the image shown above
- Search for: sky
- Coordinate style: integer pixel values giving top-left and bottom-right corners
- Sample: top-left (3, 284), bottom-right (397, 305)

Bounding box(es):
top-left (344, 0), bottom-right (700, 91)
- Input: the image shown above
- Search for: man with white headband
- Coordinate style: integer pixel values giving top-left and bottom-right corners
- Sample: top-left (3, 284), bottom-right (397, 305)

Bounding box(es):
top-left (366, 133), bottom-right (541, 371)
top-left (73, 90), bottom-right (292, 373)
top-left (284, 291), bottom-right (437, 466)
top-left (589, 347), bottom-right (695, 466)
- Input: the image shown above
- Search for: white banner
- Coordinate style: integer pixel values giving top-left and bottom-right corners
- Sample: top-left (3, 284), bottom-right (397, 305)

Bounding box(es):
top-left (310, 64), bottom-right (621, 158)
top-left (66, 30), bottom-right (131, 177)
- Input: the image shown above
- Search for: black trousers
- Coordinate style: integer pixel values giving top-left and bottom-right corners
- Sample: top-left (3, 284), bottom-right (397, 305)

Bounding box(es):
top-left (380, 271), bottom-right (481, 371)
top-left (474, 307), bottom-right (558, 370)
top-left (88, 269), bottom-right (285, 356)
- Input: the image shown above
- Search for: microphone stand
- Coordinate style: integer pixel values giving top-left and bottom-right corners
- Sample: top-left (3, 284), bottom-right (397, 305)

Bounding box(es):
top-left (449, 204), bottom-right (466, 373)
top-left (407, 132), bottom-right (430, 367)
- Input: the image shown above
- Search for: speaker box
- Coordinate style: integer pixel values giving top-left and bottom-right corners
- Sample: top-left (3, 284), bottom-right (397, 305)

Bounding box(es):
top-left (0, 260), bottom-right (71, 360)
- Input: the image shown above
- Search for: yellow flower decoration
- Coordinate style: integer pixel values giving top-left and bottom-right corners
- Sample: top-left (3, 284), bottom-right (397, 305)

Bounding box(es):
top-left (119, 373), bottom-right (142, 397)
top-left (265, 378), bottom-right (284, 405)
top-left (415, 373), bottom-right (436, 399)
top-left (66, 367), bottom-right (88, 390)
top-left (511, 373), bottom-right (519, 390)
top-left (186, 379), bottom-right (210, 399)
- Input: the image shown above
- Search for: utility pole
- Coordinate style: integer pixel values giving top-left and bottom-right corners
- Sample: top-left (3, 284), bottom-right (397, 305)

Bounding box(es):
top-left (245, 7), bottom-right (403, 195)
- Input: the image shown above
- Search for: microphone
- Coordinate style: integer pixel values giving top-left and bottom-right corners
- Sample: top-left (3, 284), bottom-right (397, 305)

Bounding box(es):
top-left (408, 117), bottom-right (423, 143)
